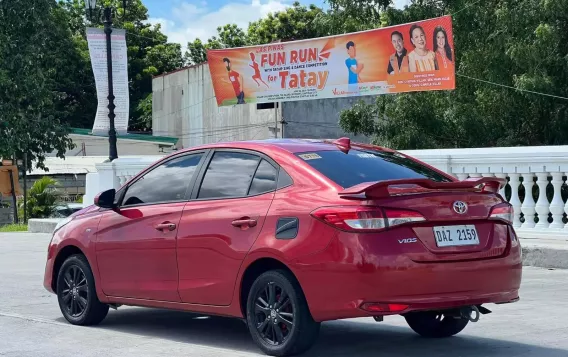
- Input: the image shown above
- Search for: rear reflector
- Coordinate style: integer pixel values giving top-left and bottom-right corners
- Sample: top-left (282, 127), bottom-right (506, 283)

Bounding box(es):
top-left (489, 204), bottom-right (513, 224)
top-left (311, 206), bottom-right (425, 232)
top-left (361, 303), bottom-right (409, 313)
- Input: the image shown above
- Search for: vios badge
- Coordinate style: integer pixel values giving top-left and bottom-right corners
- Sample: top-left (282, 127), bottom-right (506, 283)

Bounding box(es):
top-left (453, 201), bottom-right (468, 214)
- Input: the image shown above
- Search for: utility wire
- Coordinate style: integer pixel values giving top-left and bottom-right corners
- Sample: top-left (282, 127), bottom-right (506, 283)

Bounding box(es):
top-left (457, 74), bottom-right (568, 101)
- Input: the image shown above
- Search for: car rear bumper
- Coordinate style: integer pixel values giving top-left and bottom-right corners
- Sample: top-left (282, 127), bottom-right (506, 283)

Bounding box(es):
top-left (292, 226), bottom-right (522, 322)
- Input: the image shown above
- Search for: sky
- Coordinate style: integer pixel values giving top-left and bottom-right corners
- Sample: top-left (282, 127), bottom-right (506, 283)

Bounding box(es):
top-left (144, 0), bottom-right (411, 48)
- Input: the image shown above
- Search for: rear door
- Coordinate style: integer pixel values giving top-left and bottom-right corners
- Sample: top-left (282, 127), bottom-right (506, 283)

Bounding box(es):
top-left (176, 149), bottom-right (279, 305)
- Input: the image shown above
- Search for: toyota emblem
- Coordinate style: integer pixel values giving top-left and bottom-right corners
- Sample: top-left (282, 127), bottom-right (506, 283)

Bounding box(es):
top-left (453, 201), bottom-right (468, 214)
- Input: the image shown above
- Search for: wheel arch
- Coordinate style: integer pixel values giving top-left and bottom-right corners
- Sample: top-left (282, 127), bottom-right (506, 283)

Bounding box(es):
top-left (239, 257), bottom-right (304, 317)
top-left (51, 245), bottom-right (86, 292)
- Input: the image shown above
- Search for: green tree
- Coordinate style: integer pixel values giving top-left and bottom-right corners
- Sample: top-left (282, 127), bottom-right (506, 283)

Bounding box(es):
top-left (185, 24), bottom-right (248, 65)
top-left (0, 0), bottom-right (75, 170)
top-left (247, 2), bottom-right (328, 43)
top-left (339, 0), bottom-right (568, 149)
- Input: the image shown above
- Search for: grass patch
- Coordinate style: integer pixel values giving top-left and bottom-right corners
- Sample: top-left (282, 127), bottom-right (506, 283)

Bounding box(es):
top-left (0, 223), bottom-right (28, 232)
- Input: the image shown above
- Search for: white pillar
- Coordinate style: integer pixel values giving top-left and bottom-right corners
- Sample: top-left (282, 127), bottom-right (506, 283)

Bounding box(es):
top-left (508, 174), bottom-right (522, 229)
top-left (83, 172), bottom-right (100, 208)
top-left (564, 172), bottom-right (568, 231)
top-left (96, 161), bottom-right (120, 192)
top-left (495, 173), bottom-right (508, 198)
top-left (549, 172), bottom-right (565, 229)
top-left (534, 172), bottom-right (550, 229)
top-left (456, 173), bottom-right (468, 181)
top-left (521, 173), bottom-right (536, 229)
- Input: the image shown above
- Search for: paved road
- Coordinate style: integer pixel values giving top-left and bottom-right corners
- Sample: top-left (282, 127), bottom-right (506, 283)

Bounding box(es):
top-left (1, 233), bottom-right (567, 357)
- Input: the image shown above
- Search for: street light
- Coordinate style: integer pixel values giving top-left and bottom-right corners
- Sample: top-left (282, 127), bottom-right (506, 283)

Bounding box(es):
top-left (84, 0), bottom-right (129, 161)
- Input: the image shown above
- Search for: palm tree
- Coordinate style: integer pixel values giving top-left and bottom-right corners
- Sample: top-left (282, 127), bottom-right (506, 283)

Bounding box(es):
top-left (19, 176), bottom-right (61, 219)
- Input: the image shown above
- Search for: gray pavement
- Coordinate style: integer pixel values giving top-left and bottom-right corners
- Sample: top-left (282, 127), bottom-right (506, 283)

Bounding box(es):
top-left (1, 232), bottom-right (567, 357)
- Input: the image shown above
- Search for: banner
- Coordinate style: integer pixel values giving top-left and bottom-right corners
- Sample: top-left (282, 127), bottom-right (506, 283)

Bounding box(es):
top-left (207, 15), bottom-right (455, 107)
top-left (86, 27), bottom-right (129, 135)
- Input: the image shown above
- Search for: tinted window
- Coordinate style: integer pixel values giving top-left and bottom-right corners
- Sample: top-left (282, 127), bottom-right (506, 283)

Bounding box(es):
top-left (122, 154), bottom-right (203, 206)
top-left (198, 152), bottom-right (260, 199)
top-left (248, 160), bottom-right (278, 195)
top-left (296, 149), bottom-right (451, 188)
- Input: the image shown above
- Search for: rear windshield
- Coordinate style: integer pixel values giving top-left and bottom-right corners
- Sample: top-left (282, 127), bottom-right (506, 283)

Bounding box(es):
top-left (296, 149), bottom-right (451, 188)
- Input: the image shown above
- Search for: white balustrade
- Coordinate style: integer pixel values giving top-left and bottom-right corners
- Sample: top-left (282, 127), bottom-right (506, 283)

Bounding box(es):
top-left (508, 174), bottom-right (523, 229)
top-left (83, 145), bottom-right (568, 240)
top-left (534, 173), bottom-right (550, 229)
top-left (521, 173), bottom-right (536, 229)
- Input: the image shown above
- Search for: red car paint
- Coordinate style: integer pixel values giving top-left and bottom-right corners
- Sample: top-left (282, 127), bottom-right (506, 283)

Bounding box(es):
top-left (44, 139), bottom-right (521, 322)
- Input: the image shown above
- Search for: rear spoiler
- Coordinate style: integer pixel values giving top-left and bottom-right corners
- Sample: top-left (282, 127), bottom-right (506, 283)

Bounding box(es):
top-left (339, 177), bottom-right (507, 200)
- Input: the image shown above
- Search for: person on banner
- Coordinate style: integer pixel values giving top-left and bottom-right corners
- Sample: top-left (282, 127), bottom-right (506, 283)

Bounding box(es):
top-left (433, 26), bottom-right (454, 71)
top-left (387, 31), bottom-right (409, 75)
top-left (222, 57), bottom-right (246, 104)
top-left (249, 53), bottom-right (269, 89)
top-left (408, 24), bottom-right (439, 72)
top-left (345, 41), bottom-right (364, 95)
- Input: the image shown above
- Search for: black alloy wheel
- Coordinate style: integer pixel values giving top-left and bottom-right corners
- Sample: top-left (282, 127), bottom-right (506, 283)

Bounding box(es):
top-left (60, 265), bottom-right (89, 318)
top-left (57, 255), bottom-right (109, 325)
top-left (254, 281), bottom-right (295, 346)
top-left (246, 270), bottom-right (320, 357)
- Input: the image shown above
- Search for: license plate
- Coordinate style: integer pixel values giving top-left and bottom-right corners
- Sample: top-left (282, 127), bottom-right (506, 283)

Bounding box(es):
top-left (433, 225), bottom-right (479, 247)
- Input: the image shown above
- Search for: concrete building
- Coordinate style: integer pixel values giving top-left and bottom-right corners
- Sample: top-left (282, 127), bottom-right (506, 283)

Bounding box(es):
top-left (152, 64), bottom-right (282, 149)
top-left (151, 63), bottom-right (370, 146)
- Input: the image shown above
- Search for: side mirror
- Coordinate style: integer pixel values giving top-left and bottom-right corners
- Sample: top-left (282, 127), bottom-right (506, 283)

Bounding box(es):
top-left (94, 189), bottom-right (116, 209)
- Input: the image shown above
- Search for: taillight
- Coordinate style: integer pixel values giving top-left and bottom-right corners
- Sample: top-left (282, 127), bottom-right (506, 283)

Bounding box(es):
top-left (489, 204), bottom-right (513, 224)
top-left (311, 206), bottom-right (425, 232)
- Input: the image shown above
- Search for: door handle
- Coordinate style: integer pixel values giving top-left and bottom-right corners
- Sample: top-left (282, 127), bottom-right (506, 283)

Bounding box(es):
top-left (155, 222), bottom-right (176, 232)
top-left (231, 218), bottom-right (257, 228)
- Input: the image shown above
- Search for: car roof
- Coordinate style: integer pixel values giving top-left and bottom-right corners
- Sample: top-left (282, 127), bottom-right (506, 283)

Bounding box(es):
top-left (173, 138), bottom-right (394, 155)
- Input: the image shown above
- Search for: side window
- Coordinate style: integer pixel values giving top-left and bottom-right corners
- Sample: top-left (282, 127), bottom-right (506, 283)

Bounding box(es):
top-left (248, 160), bottom-right (278, 196)
top-left (122, 154), bottom-right (203, 206)
top-left (198, 151), bottom-right (260, 199)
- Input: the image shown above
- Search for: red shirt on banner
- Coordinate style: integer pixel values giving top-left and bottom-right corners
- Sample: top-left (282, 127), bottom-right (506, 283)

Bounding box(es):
top-left (228, 70), bottom-right (241, 95)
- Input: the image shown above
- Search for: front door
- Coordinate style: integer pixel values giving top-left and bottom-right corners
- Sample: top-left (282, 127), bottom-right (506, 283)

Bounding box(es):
top-left (177, 150), bottom-right (279, 305)
top-left (95, 152), bottom-right (206, 301)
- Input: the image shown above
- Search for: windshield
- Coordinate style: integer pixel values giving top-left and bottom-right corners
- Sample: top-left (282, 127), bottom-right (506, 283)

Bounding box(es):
top-left (296, 149), bottom-right (452, 188)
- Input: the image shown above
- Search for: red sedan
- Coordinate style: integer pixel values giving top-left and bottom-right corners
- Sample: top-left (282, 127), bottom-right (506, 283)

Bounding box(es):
top-left (44, 138), bottom-right (522, 356)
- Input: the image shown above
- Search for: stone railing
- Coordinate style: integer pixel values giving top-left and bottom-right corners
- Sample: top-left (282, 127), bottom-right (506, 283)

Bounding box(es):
top-left (83, 145), bottom-right (568, 240)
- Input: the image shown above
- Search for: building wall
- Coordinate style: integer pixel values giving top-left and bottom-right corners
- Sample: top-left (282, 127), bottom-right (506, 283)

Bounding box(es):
top-left (152, 64), bottom-right (280, 149)
top-left (22, 174), bottom-right (86, 199)
top-left (281, 97), bottom-right (372, 142)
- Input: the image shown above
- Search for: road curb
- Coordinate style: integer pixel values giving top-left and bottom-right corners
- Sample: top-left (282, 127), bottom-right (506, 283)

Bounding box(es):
top-left (522, 245), bottom-right (568, 270)
top-left (28, 219), bottom-right (62, 234)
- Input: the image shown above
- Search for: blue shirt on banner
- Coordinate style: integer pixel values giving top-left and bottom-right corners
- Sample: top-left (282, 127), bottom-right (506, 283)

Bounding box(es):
top-left (345, 58), bottom-right (359, 84)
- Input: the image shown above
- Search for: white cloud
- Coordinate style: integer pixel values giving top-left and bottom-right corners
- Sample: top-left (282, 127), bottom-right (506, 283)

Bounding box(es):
top-left (148, 0), bottom-right (411, 51)
top-left (148, 0), bottom-right (289, 50)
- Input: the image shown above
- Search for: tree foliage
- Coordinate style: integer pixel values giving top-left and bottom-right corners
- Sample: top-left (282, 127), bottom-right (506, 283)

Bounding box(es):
top-left (339, 0), bottom-right (568, 149)
top-left (0, 0), bottom-right (75, 169)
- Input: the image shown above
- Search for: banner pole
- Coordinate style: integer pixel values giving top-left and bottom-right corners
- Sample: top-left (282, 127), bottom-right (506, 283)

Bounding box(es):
top-left (274, 103), bottom-right (279, 138)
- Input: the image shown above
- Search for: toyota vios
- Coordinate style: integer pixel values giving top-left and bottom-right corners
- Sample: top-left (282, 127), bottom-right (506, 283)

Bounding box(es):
top-left (44, 138), bottom-right (522, 356)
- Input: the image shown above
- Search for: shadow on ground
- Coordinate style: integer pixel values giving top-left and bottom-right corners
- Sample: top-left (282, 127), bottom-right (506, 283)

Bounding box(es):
top-left (57, 307), bottom-right (568, 357)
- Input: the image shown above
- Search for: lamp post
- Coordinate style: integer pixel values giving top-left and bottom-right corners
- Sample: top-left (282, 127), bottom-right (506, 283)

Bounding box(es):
top-left (84, 0), bottom-right (128, 162)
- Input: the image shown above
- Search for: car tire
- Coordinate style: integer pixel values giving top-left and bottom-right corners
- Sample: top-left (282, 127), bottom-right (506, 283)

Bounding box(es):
top-left (404, 311), bottom-right (469, 338)
top-left (56, 254), bottom-right (109, 326)
top-left (246, 270), bottom-right (320, 356)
